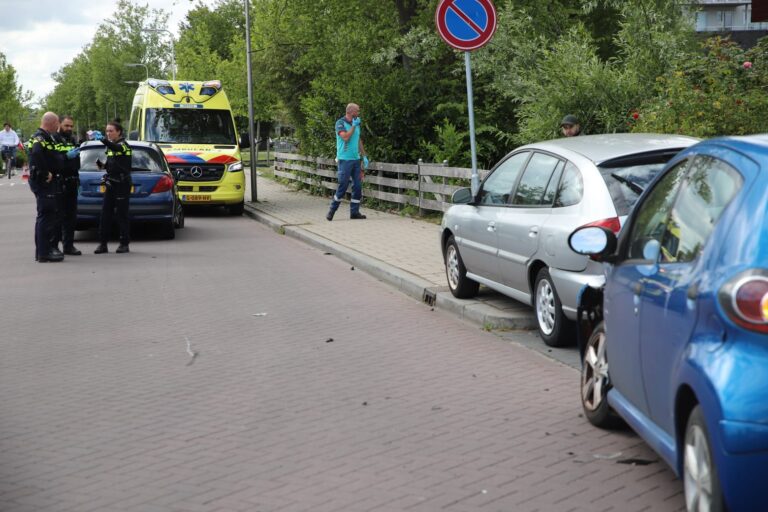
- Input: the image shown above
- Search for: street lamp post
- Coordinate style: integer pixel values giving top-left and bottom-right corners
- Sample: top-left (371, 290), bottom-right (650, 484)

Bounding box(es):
top-left (124, 63), bottom-right (149, 80)
top-left (143, 29), bottom-right (176, 80)
top-left (245, 0), bottom-right (257, 202)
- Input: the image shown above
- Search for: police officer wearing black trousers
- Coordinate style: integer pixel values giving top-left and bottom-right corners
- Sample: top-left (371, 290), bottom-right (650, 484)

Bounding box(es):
top-left (93, 120), bottom-right (132, 254)
top-left (28, 112), bottom-right (67, 262)
top-left (52, 115), bottom-right (82, 256)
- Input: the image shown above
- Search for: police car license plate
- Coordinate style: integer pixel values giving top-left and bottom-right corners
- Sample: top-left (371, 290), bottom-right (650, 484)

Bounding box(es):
top-left (100, 185), bottom-right (135, 193)
top-left (183, 194), bottom-right (211, 202)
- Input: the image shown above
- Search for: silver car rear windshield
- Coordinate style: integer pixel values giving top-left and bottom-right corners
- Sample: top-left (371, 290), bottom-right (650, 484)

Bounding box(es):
top-left (598, 149), bottom-right (683, 216)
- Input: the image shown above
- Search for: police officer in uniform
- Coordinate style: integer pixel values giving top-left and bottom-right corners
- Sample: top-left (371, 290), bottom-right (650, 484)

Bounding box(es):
top-left (28, 112), bottom-right (68, 262)
top-left (52, 115), bottom-right (82, 255)
top-left (93, 119), bottom-right (132, 254)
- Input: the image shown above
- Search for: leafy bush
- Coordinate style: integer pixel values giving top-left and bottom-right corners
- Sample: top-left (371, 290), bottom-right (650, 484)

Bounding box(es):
top-left (632, 37), bottom-right (768, 137)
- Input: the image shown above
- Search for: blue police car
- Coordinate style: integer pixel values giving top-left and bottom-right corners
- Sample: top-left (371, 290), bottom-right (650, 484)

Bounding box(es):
top-left (568, 135), bottom-right (768, 512)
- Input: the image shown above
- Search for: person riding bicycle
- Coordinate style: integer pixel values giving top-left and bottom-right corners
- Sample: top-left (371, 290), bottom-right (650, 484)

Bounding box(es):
top-left (0, 122), bottom-right (20, 176)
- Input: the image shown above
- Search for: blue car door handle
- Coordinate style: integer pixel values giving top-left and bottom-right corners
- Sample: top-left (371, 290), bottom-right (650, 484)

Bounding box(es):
top-left (687, 282), bottom-right (699, 300)
top-left (633, 282), bottom-right (644, 295)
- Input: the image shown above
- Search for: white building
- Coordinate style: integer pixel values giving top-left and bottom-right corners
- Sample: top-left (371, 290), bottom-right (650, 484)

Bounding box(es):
top-left (690, 0), bottom-right (768, 45)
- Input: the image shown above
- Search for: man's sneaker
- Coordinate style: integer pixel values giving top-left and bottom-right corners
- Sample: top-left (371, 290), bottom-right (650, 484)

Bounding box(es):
top-left (350, 213), bottom-right (367, 220)
top-left (63, 245), bottom-right (82, 256)
top-left (49, 247), bottom-right (64, 258)
top-left (116, 244), bottom-right (130, 254)
top-left (326, 210), bottom-right (335, 221)
top-left (94, 244), bottom-right (108, 254)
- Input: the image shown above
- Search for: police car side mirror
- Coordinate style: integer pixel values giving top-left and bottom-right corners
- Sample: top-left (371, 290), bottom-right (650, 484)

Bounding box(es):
top-left (128, 131), bottom-right (139, 141)
top-left (239, 133), bottom-right (250, 149)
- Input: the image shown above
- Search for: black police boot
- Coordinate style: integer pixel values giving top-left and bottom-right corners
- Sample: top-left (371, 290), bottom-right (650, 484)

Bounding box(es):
top-left (41, 251), bottom-right (64, 262)
top-left (116, 244), bottom-right (130, 254)
top-left (49, 247), bottom-right (64, 258)
top-left (350, 212), bottom-right (367, 220)
top-left (63, 245), bottom-right (82, 256)
top-left (94, 243), bottom-right (108, 254)
top-left (326, 209), bottom-right (335, 221)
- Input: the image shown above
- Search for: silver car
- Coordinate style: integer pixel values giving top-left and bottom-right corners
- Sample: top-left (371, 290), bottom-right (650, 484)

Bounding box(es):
top-left (440, 133), bottom-right (698, 346)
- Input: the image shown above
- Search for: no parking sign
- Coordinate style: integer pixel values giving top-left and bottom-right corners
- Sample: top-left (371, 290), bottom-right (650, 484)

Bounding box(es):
top-left (435, 0), bottom-right (497, 195)
top-left (435, 0), bottom-right (497, 52)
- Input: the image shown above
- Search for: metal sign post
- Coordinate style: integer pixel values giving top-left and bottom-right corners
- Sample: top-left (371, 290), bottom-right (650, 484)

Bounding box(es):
top-left (435, 0), bottom-right (497, 197)
top-left (464, 51), bottom-right (479, 196)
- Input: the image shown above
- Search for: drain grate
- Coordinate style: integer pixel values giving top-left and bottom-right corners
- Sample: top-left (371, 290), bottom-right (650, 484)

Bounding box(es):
top-left (423, 289), bottom-right (436, 307)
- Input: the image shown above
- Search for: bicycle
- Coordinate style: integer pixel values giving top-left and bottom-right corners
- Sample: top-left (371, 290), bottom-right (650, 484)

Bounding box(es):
top-left (1, 146), bottom-right (14, 179)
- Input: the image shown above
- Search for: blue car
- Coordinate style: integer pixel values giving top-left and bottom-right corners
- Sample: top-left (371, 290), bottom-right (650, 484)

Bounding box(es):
top-left (568, 135), bottom-right (768, 512)
top-left (77, 141), bottom-right (184, 238)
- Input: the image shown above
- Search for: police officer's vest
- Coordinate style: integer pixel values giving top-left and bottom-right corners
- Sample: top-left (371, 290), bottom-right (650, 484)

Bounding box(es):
top-left (106, 143), bottom-right (132, 158)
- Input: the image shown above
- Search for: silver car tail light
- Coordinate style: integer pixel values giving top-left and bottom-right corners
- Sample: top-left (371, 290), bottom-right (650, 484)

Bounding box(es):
top-left (579, 217), bottom-right (621, 235)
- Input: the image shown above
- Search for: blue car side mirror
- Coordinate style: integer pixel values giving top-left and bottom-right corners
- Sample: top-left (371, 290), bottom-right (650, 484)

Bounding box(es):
top-left (568, 226), bottom-right (618, 261)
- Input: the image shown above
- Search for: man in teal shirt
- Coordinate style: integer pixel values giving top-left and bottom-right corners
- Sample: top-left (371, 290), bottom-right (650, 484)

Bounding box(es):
top-left (327, 103), bottom-right (368, 221)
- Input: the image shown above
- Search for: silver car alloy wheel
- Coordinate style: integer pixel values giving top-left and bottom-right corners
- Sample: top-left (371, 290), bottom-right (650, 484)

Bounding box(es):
top-left (684, 423), bottom-right (714, 512)
top-left (536, 277), bottom-right (556, 335)
top-left (582, 330), bottom-right (608, 412)
top-left (446, 244), bottom-right (461, 291)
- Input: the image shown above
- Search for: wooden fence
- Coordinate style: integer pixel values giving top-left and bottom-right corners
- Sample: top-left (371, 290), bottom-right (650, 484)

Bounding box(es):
top-left (273, 152), bottom-right (489, 213)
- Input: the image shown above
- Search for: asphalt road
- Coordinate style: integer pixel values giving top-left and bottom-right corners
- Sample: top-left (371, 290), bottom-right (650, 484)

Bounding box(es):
top-left (0, 177), bottom-right (685, 511)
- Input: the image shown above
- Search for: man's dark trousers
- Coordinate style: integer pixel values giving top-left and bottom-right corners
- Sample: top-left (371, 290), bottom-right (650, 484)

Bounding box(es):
top-left (29, 181), bottom-right (57, 260)
top-left (54, 177), bottom-right (78, 249)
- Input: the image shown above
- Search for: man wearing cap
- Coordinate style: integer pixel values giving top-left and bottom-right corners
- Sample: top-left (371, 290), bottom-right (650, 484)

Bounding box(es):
top-left (560, 115), bottom-right (582, 137)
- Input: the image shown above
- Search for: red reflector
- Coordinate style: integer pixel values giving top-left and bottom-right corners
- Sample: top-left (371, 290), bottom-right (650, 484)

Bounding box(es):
top-left (580, 217), bottom-right (621, 234)
top-left (151, 175), bottom-right (174, 193)
top-left (735, 279), bottom-right (768, 323)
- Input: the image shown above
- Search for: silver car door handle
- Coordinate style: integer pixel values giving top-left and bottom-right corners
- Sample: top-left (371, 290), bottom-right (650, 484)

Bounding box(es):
top-left (528, 226), bottom-right (539, 238)
top-left (487, 221), bottom-right (496, 232)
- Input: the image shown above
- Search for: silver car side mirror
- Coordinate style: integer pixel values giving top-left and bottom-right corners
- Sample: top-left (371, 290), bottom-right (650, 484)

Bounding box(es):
top-left (451, 187), bottom-right (473, 204)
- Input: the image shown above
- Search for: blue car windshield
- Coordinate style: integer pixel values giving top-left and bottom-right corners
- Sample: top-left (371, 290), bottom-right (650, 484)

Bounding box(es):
top-left (80, 147), bottom-right (166, 173)
top-left (144, 108), bottom-right (236, 145)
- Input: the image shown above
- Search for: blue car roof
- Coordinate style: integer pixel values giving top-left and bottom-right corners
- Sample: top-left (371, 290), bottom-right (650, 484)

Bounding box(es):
top-left (693, 134), bottom-right (768, 159)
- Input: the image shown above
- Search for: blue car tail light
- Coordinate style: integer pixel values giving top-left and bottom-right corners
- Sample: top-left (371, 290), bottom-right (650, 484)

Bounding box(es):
top-left (718, 269), bottom-right (768, 333)
top-left (151, 175), bottom-right (174, 194)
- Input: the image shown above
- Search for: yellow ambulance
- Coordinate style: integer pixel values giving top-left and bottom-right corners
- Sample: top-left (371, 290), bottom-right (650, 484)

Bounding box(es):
top-left (128, 79), bottom-right (248, 215)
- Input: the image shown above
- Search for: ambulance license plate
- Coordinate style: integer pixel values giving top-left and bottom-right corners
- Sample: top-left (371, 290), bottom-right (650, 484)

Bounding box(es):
top-left (183, 194), bottom-right (211, 202)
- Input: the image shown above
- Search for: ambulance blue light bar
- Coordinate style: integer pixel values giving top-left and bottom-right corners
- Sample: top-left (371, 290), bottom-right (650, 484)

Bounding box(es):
top-left (148, 79), bottom-right (175, 95)
top-left (200, 80), bottom-right (222, 96)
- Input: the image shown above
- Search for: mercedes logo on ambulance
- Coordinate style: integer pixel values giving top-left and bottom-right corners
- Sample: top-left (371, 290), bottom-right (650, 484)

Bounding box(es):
top-left (190, 166), bottom-right (204, 178)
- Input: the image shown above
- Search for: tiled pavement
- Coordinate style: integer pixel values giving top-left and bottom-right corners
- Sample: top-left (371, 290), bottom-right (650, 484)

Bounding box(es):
top-left (0, 172), bottom-right (685, 511)
top-left (244, 173), bottom-right (537, 332)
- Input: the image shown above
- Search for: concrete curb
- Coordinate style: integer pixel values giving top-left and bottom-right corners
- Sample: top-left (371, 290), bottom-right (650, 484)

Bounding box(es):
top-left (244, 202), bottom-right (536, 331)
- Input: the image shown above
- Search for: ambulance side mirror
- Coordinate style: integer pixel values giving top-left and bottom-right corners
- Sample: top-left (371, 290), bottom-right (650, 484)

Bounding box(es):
top-left (239, 133), bottom-right (250, 149)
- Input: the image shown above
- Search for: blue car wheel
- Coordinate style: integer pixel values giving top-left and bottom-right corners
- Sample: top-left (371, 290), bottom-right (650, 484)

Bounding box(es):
top-left (580, 322), bottom-right (621, 428)
top-left (684, 405), bottom-right (724, 512)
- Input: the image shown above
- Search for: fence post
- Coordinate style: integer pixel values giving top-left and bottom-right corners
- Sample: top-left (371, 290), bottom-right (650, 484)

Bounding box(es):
top-left (418, 158), bottom-right (423, 216)
top-left (442, 159), bottom-right (448, 211)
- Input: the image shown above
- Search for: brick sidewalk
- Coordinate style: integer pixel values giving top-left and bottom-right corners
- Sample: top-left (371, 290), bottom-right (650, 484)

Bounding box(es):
top-left (244, 173), bottom-right (536, 331)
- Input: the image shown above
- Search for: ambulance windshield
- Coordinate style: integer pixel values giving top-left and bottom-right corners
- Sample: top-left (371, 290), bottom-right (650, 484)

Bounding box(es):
top-left (145, 108), bottom-right (237, 145)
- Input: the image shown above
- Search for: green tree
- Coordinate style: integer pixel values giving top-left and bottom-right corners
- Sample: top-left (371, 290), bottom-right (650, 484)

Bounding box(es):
top-left (46, 0), bottom-right (172, 135)
top-left (632, 36), bottom-right (768, 137)
top-left (0, 53), bottom-right (32, 129)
